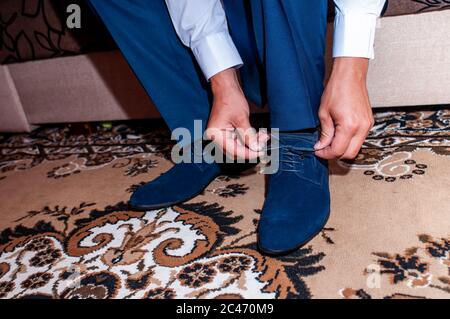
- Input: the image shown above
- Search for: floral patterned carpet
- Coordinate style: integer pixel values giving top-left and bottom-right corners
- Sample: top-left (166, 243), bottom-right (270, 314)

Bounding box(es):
top-left (0, 107), bottom-right (449, 299)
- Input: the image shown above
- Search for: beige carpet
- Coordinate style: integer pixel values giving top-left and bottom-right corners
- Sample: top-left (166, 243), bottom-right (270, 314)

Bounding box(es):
top-left (0, 107), bottom-right (449, 299)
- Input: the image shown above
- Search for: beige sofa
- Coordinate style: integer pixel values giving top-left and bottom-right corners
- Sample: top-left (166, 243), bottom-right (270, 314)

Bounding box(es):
top-left (1, 4), bottom-right (450, 132)
top-left (327, 10), bottom-right (450, 108)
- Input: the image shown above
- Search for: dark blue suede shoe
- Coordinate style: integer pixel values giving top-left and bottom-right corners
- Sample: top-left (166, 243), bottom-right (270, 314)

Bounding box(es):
top-left (258, 131), bottom-right (330, 255)
top-left (129, 157), bottom-right (221, 211)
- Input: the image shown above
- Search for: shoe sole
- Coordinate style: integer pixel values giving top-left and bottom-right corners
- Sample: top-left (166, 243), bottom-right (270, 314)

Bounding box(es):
top-left (257, 211), bottom-right (331, 256)
top-left (128, 163), bottom-right (257, 211)
top-left (127, 186), bottom-right (210, 212)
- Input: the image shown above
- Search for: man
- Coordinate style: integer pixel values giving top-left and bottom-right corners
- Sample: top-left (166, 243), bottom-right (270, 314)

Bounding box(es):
top-left (88, 0), bottom-right (387, 255)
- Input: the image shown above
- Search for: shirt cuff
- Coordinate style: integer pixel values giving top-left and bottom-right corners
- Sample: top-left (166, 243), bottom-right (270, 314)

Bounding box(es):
top-left (333, 12), bottom-right (378, 59)
top-left (191, 32), bottom-right (243, 81)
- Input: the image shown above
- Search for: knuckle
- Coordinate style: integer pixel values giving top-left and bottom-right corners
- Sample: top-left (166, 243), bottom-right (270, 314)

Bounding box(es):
top-left (363, 119), bottom-right (372, 129)
top-left (204, 129), bottom-right (216, 141)
top-left (318, 112), bottom-right (328, 121)
top-left (346, 121), bottom-right (359, 132)
top-left (234, 114), bottom-right (249, 125)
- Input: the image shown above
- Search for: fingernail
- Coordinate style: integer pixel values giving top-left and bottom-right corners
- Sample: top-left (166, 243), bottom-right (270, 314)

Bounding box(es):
top-left (314, 142), bottom-right (321, 150)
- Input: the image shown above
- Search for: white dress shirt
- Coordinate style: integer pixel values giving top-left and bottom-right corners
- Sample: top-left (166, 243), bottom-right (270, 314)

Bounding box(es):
top-left (165, 0), bottom-right (386, 80)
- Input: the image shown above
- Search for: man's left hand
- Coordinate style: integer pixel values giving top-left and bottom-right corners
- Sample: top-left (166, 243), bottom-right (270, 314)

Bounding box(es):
top-left (315, 57), bottom-right (374, 160)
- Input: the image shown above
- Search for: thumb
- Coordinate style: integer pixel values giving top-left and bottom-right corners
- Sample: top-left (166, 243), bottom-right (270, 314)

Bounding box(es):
top-left (315, 112), bottom-right (335, 150)
top-left (235, 117), bottom-right (261, 151)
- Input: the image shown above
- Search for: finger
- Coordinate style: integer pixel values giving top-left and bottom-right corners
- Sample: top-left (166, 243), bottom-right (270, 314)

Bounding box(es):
top-left (205, 127), bottom-right (235, 145)
top-left (231, 128), bottom-right (270, 156)
top-left (341, 129), bottom-right (369, 160)
top-left (315, 125), bottom-right (353, 160)
top-left (257, 130), bottom-right (270, 149)
top-left (207, 127), bottom-right (262, 160)
top-left (234, 117), bottom-right (262, 151)
top-left (314, 145), bottom-right (331, 160)
top-left (314, 112), bottom-right (335, 151)
top-left (225, 136), bottom-right (263, 160)
top-left (205, 127), bottom-right (232, 156)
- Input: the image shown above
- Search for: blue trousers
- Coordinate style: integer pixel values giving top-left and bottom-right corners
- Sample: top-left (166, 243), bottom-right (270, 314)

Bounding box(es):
top-left (88, 0), bottom-right (328, 135)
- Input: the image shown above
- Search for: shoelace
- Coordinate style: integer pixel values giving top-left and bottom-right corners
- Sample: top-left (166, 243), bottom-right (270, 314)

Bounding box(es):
top-left (261, 133), bottom-right (325, 152)
top-left (276, 147), bottom-right (316, 172)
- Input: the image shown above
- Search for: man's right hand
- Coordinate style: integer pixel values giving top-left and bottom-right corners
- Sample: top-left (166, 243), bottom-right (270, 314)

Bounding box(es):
top-left (206, 68), bottom-right (268, 160)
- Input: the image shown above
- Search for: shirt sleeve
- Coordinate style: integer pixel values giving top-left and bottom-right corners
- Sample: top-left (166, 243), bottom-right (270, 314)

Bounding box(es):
top-left (165, 0), bottom-right (243, 80)
top-left (333, 0), bottom-right (387, 59)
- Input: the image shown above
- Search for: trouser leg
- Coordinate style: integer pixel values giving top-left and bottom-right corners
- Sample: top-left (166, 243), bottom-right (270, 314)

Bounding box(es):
top-left (88, 0), bottom-right (211, 140)
top-left (222, 0), bottom-right (266, 108)
top-left (225, 0), bottom-right (328, 131)
top-left (264, 0), bottom-right (328, 131)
